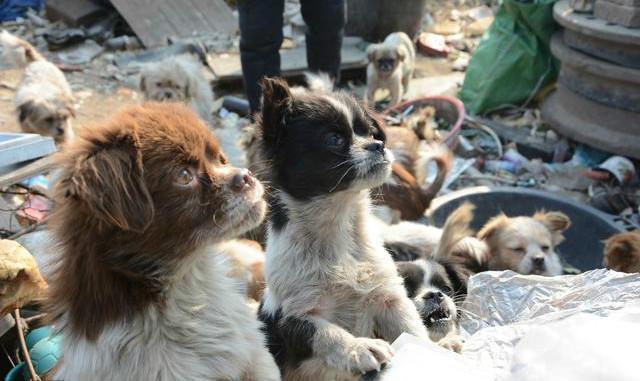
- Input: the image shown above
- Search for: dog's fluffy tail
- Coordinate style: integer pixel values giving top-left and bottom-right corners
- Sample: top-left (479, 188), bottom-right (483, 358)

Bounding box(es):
top-left (434, 202), bottom-right (475, 261)
top-left (304, 72), bottom-right (334, 93)
top-left (415, 143), bottom-right (453, 201)
top-left (0, 30), bottom-right (43, 67)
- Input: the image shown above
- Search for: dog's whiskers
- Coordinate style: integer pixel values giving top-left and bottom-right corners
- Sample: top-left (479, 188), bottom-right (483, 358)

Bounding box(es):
top-left (329, 165), bottom-right (354, 193)
top-left (329, 158), bottom-right (353, 170)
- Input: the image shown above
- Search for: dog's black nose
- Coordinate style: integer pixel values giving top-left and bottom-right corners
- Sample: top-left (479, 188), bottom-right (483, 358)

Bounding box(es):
top-left (165, 91), bottom-right (173, 99)
top-left (231, 169), bottom-right (254, 192)
top-left (55, 127), bottom-right (65, 135)
top-left (532, 256), bottom-right (545, 267)
top-left (423, 291), bottom-right (444, 302)
top-left (365, 140), bottom-right (385, 153)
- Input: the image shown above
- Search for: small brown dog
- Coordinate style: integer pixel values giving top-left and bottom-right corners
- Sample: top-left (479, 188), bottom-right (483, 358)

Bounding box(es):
top-left (604, 230), bottom-right (640, 273)
top-left (366, 32), bottom-right (415, 106)
top-left (374, 134), bottom-right (452, 221)
top-left (46, 102), bottom-right (279, 380)
top-left (478, 211), bottom-right (571, 276)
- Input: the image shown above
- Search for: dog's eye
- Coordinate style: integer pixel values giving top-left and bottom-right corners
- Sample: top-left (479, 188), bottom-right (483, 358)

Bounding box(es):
top-left (325, 132), bottom-right (345, 148)
top-left (176, 169), bottom-right (195, 186)
top-left (541, 245), bottom-right (550, 252)
top-left (440, 286), bottom-right (452, 294)
top-left (156, 82), bottom-right (163, 87)
top-left (45, 117), bottom-right (55, 123)
top-left (512, 247), bottom-right (526, 254)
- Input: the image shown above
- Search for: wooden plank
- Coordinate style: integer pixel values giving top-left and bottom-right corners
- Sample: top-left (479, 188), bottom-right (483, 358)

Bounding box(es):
top-left (46, 0), bottom-right (108, 27)
top-left (209, 39), bottom-right (368, 84)
top-left (110, 0), bottom-right (238, 47)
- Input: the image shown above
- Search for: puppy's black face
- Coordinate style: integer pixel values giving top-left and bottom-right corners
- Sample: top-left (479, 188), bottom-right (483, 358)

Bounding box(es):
top-left (258, 78), bottom-right (392, 201)
top-left (397, 259), bottom-right (466, 342)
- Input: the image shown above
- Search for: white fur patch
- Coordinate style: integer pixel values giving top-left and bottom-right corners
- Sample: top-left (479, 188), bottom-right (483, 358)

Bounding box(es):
top-left (54, 244), bottom-right (279, 381)
top-left (323, 95), bottom-right (353, 126)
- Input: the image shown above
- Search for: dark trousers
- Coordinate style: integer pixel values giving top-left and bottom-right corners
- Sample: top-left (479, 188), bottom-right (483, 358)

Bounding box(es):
top-left (238, 0), bottom-right (346, 113)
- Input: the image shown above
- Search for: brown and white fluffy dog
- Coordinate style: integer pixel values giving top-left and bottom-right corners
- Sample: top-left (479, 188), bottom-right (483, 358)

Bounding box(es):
top-left (374, 129), bottom-right (452, 222)
top-left (46, 102), bottom-right (279, 380)
top-left (256, 78), bottom-right (429, 380)
top-left (365, 32), bottom-right (415, 106)
top-left (604, 230), bottom-right (640, 273)
top-left (478, 211), bottom-right (571, 276)
top-left (139, 54), bottom-right (214, 125)
top-left (1, 31), bottom-right (75, 145)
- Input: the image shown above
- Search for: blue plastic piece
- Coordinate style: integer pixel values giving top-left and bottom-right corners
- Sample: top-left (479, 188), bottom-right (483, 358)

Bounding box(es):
top-left (25, 326), bottom-right (52, 350)
top-left (0, 0), bottom-right (44, 22)
top-left (22, 334), bottom-right (62, 378)
top-left (5, 363), bottom-right (25, 381)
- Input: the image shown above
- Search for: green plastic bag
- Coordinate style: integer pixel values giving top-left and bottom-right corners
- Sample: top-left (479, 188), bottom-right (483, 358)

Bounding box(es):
top-left (459, 0), bottom-right (560, 114)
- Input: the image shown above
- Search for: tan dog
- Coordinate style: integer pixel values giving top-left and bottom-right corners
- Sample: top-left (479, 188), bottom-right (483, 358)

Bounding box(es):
top-left (1, 31), bottom-right (75, 145)
top-left (139, 54), bottom-right (214, 125)
top-left (604, 230), bottom-right (640, 273)
top-left (46, 102), bottom-right (279, 381)
top-left (217, 239), bottom-right (266, 302)
top-left (478, 211), bottom-right (571, 276)
top-left (366, 32), bottom-right (415, 106)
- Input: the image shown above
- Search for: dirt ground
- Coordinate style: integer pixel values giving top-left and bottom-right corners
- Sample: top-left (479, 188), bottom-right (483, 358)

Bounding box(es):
top-left (0, 52), bottom-right (452, 137)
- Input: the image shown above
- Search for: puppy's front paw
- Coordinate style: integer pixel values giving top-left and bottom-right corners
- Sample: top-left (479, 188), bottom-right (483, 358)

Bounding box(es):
top-left (438, 335), bottom-right (464, 353)
top-left (344, 338), bottom-right (394, 375)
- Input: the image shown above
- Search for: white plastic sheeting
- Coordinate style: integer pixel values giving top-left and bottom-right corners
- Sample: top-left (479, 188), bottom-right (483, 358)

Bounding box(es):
top-left (384, 269), bottom-right (640, 380)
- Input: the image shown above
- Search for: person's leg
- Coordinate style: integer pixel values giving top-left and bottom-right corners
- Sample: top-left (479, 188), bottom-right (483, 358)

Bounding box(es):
top-left (238, 0), bottom-right (284, 113)
top-left (300, 0), bottom-right (346, 83)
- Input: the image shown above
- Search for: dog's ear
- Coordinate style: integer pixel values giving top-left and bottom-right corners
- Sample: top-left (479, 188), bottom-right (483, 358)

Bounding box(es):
top-left (533, 211), bottom-right (571, 245)
top-left (366, 44), bottom-right (378, 62)
top-left (58, 129), bottom-right (154, 233)
top-left (184, 74), bottom-right (199, 99)
top-left (260, 77), bottom-right (292, 147)
top-left (17, 100), bottom-right (39, 123)
top-left (396, 47), bottom-right (406, 62)
top-left (533, 211), bottom-right (571, 232)
top-left (478, 213), bottom-right (508, 241)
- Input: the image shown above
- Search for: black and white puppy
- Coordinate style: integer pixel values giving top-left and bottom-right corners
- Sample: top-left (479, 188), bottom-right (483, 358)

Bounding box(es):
top-left (256, 78), bottom-right (430, 381)
top-left (387, 204), bottom-right (486, 352)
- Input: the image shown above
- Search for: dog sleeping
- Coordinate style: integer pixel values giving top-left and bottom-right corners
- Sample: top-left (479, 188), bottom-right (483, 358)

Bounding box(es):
top-left (46, 103), bottom-right (279, 380)
top-left (478, 211), bottom-right (571, 276)
top-left (365, 32), bottom-right (415, 107)
top-left (139, 54), bottom-right (214, 125)
top-left (1, 31), bottom-right (75, 145)
top-left (255, 77), bottom-right (430, 380)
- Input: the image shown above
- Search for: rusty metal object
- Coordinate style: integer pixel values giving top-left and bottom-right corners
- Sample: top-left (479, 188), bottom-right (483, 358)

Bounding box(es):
top-left (551, 34), bottom-right (640, 112)
top-left (594, 0), bottom-right (640, 28)
top-left (554, 0), bottom-right (640, 68)
top-left (541, 85), bottom-right (640, 159)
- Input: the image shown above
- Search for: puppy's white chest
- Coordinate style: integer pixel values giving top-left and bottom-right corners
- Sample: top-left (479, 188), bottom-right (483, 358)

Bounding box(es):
top-left (56, 254), bottom-right (257, 381)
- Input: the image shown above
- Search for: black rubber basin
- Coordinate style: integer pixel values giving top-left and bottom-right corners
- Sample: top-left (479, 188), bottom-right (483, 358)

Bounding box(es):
top-left (426, 187), bottom-right (624, 271)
